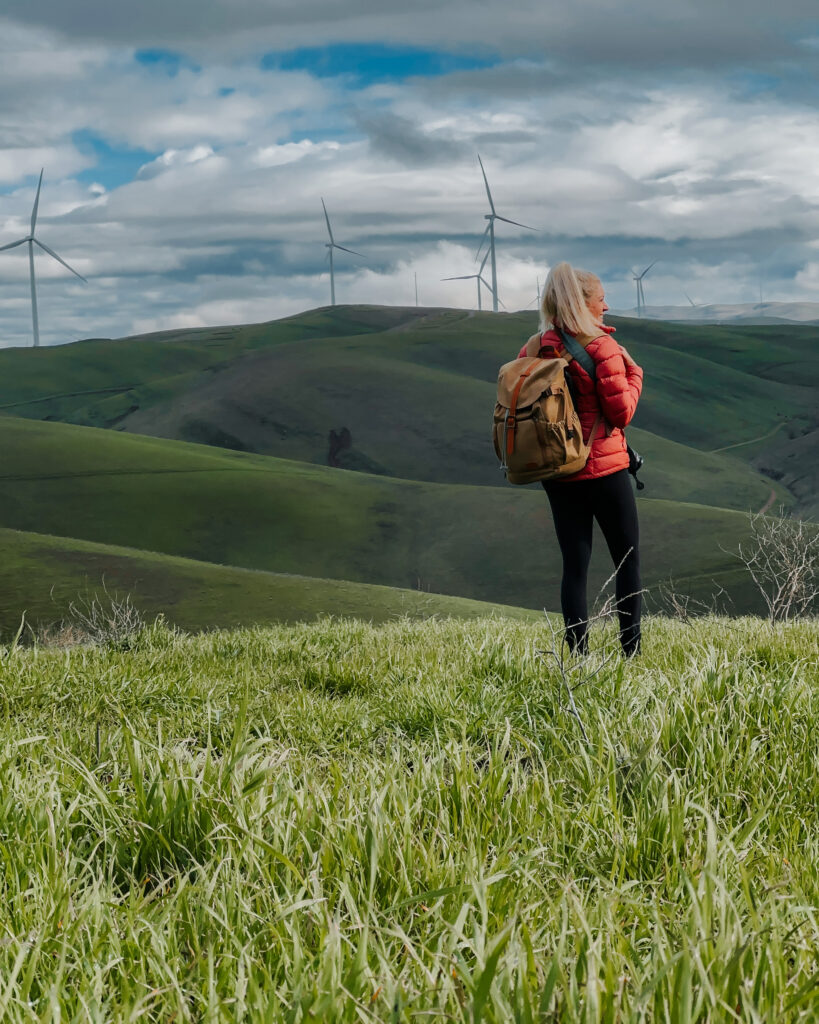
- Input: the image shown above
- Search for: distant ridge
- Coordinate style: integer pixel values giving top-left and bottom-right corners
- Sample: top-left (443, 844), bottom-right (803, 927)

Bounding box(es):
top-left (609, 301), bottom-right (819, 325)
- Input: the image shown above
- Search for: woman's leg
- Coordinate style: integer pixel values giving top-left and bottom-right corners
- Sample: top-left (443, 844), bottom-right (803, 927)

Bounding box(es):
top-left (591, 470), bottom-right (642, 656)
top-left (543, 481), bottom-right (594, 654)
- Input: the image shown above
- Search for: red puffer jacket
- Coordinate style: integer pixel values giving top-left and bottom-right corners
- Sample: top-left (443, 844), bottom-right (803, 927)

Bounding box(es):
top-left (516, 325), bottom-right (643, 481)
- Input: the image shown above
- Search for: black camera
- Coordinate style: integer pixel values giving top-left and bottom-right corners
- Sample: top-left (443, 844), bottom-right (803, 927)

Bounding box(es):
top-left (627, 444), bottom-right (645, 490)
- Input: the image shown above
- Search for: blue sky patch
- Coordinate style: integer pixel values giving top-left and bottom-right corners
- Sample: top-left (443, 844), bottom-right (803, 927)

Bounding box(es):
top-left (728, 70), bottom-right (782, 98)
top-left (73, 131), bottom-right (158, 191)
top-left (134, 48), bottom-right (201, 76)
top-left (261, 43), bottom-right (496, 85)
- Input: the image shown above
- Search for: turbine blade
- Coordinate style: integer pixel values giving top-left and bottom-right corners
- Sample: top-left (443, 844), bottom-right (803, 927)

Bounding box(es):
top-left (495, 215), bottom-right (537, 231)
top-left (441, 275), bottom-right (477, 281)
top-left (479, 248), bottom-right (490, 274)
top-left (0, 238), bottom-right (28, 253)
top-left (321, 198), bottom-right (334, 244)
top-left (332, 244), bottom-right (364, 258)
top-left (639, 260), bottom-right (657, 279)
top-left (33, 239), bottom-right (88, 282)
top-left (474, 222), bottom-right (491, 261)
top-left (477, 154), bottom-right (496, 214)
top-left (30, 168), bottom-right (44, 235)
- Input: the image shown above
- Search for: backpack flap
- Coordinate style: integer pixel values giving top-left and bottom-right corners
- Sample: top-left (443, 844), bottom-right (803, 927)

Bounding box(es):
top-left (496, 356), bottom-right (569, 411)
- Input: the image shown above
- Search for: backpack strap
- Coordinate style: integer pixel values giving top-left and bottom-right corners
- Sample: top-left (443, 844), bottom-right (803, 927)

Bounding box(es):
top-left (524, 333), bottom-right (546, 358)
top-left (506, 359), bottom-right (542, 456)
top-left (585, 411), bottom-right (603, 447)
top-left (557, 328), bottom-right (596, 380)
top-left (559, 329), bottom-right (610, 443)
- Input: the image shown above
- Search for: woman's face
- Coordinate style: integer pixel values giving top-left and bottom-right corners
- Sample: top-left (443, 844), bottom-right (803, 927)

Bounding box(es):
top-left (586, 281), bottom-right (608, 322)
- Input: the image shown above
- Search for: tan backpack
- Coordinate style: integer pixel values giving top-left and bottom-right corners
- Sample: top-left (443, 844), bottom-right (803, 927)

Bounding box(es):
top-left (493, 334), bottom-right (601, 484)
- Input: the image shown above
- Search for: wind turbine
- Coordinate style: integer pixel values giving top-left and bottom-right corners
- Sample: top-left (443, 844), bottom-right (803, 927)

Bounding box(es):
top-left (525, 276), bottom-right (541, 309)
top-left (442, 249), bottom-right (499, 311)
top-left (632, 261), bottom-right (656, 317)
top-left (321, 198), bottom-right (363, 307)
top-left (475, 154), bottom-right (536, 312)
top-left (0, 169), bottom-right (87, 347)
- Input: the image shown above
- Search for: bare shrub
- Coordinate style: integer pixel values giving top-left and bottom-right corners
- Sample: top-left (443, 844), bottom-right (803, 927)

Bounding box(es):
top-left (655, 576), bottom-right (734, 624)
top-left (35, 584), bottom-right (148, 649)
top-left (734, 507), bottom-right (819, 623)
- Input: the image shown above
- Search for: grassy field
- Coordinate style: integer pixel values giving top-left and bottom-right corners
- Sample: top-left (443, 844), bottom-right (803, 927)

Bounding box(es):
top-left (0, 613), bottom-right (817, 1020)
top-left (0, 527), bottom-right (539, 638)
top-left (0, 416), bottom-right (785, 617)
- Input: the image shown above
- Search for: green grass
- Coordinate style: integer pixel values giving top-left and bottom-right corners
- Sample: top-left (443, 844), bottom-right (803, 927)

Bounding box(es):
top-left (0, 614), bottom-right (817, 1020)
top-left (0, 527), bottom-right (539, 638)
top-left (0, 416), bottom-right (788, 615)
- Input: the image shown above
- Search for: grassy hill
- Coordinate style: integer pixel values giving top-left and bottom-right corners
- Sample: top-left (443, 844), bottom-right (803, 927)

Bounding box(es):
top-left (0, 306), bottom-right (814, 624)
top-left (0, 416), bottom-right (787, 616)
top-left (0, 306), bottom-right (806, 509)
top-left (0, 527), bottom-right (538, 638)
top-left (616, 316), bottom-right (819, 387)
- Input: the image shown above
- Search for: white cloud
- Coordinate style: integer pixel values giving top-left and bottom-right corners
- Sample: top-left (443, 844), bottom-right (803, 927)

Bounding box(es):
top-left (253, 140), bottom-right (341, 168)
top-left (1, 12), bottom-right (819, 346)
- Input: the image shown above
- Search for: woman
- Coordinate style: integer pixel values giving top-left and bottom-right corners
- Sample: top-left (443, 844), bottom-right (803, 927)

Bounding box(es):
top-left (519, 262), bottom-right (644, 656)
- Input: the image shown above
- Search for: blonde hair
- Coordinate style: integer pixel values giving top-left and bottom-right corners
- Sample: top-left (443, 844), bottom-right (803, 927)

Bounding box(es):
top-left (539, 262), bottom-right (601, 339)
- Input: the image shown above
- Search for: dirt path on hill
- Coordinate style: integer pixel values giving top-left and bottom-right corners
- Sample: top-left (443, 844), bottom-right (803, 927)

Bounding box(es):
top-left (710, 422), bottom-right (783, 453)
top-left (758, 488), bottom-right (777, 515)
top-left (0, 386), bottom-right (138, 410)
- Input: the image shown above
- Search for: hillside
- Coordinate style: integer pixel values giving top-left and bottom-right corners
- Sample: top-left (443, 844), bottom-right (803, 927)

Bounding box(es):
top-left (0, 416), bottom-right (790, 617)
top-left (0, 306), bottom-right (810, 509)
top-left (0, 527), bottom-right (537, 638)
top-left (0, 305), bottom-right (815, 626)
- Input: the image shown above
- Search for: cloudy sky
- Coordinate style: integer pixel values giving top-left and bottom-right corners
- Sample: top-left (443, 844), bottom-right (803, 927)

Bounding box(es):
top-left (1, 0), bottom-right (819, 346)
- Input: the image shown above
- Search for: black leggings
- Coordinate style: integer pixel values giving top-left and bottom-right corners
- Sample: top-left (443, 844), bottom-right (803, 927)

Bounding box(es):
top-left (542, 469), bottom-right (641, 656)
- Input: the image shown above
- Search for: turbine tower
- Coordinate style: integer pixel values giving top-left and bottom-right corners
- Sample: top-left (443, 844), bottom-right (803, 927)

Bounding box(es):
top-left (475, 154), bottom-right (535, 312)
top-left (442, 250), bottom-right (498, 311)
top-left (632, 261), bottom-right (656, 317)
top-left (321, 198), bottom-right (363, 307)
top-left (0, 169), bottom-right (87, 347)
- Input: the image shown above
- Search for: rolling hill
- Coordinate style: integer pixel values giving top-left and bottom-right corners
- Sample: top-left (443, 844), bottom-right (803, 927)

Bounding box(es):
top-left (0, 305), bottom-right (815, 630)
top-left (0, 416), bottom-right (789, 618)
top-left (0, 306), bottom-right (810, 507)
top-left (0, 526), bottom-right (538, 638)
